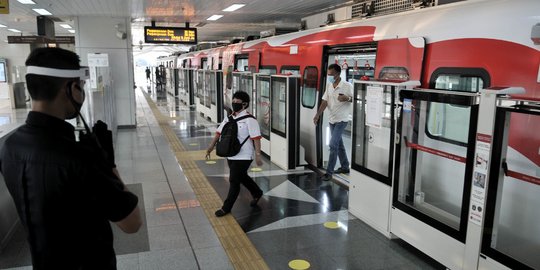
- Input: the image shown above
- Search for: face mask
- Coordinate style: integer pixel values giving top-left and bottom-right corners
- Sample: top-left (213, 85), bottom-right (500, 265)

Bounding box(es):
top-left (232, 102), bottom-right (244, 113)
top-left (327, 76), bottom-right (335, 84)
top-left (66, 84), bottom-right (85, 119)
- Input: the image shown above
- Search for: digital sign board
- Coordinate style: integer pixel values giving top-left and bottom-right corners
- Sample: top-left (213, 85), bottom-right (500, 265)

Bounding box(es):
top-left (144, 26), bottom-right (197, 44)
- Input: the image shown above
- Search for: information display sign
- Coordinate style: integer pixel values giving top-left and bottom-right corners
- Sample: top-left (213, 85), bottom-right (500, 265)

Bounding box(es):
top-left (144, 26), bottom-right (197, 44)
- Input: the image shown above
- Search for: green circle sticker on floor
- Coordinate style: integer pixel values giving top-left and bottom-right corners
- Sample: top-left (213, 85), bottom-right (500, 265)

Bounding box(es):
top-left (205, 161), bottom-right (216, 164)
top-left (324, 222), bottom-right (340, 229)
top-left (250, 167), bottom-right (263, 172)
top-left (289, 259), bottom-right (310, 270)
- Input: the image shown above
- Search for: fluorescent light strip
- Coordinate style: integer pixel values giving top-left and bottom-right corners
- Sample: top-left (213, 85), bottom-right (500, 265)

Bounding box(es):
top-left (68, 29), bottom-right (75, 33)
top-left (17, 0), bottom-right (36, 4)
top-left (207, 15), bottom-right (223, 21)
top-left (0, 24), bottom-right (7, 28)
top-left (33, 8), bottom-right (52, 15)
top-left (8, 29), bottom-right (21, 33)
top-left (60, 24), bottom-right (72, 29)
top-left (223, 4), bottom-right (245, 12)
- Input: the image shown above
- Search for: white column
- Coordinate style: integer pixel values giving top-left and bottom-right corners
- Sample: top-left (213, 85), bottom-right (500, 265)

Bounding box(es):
top-left (74, 16), bottom-right (136, 128)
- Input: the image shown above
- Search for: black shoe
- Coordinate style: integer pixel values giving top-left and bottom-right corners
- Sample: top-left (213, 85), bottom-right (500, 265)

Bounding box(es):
top-left (250, 197), bottom-right (261, 207)
top-left (215, 209), bottom-right (229, 217)
top-left (334, 167), bottom-right (350, 174)
top-left (250, 191), bottom-right (263, 207)
top-left (321, 173), bottom-right (332, 181)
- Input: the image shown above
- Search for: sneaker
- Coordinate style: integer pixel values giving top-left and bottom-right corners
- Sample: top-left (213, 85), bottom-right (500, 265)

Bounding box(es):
top-left (214, 209), bottom-right (229, 217)
top-left (321, 173), bottom-right (332, 181)
top-left (334, 167), bottom-right (350, 174)
top-left (250, 191), bottom-right (263, 207)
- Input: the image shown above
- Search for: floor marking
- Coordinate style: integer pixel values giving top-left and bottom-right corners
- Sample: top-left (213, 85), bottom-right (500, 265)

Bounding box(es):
top-left (250, 167), bottom-right (263, 172)
top-left (324, 222), bottom-right (340, 229)
top-left (143, 92), bottom-right (269, 270)
top-left (206, 161), bottom-right (217, 165)
top-left (288, 259), bottom-right (310, 270)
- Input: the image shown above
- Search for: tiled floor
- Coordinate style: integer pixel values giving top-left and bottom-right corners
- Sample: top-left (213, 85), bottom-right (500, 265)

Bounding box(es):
top-left (0, 82), bottom-right (444, 269)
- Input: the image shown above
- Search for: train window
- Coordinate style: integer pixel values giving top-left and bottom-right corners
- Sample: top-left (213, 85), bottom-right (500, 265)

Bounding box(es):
top-left (201, 58), bottom-right (208, 69)
top-left (256, 77), bottom-right (271, 139)
top-left (280, 66), bottom-right (300, 75)
top-left (427, 68), bottom-right (490, 145)
top-left (234, 54), bottom-right (249, 72)
top-left (430, 68), bottom-right (490, 92)
top-left (379, 67), bottom-right (409, 81)
top-left (259, 66), bottom-right (276, 75)
top-left (302, 67), bottom-right (318, 109)
top-left (435, 75), bottom-right (483, 92)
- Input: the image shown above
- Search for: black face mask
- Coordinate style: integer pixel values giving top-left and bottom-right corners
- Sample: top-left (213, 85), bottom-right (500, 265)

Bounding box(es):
top-left (232, 102), bottom-right (244, 113)
top-left (66, 83), bottom-right (85, 120)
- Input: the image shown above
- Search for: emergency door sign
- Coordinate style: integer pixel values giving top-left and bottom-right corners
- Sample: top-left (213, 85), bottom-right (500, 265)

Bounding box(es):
top-left (0, 0), bottom-right (9, 14)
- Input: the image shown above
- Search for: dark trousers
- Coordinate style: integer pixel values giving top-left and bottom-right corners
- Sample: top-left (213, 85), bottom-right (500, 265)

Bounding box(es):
top-left (222, 159), bottom-right (263, 212)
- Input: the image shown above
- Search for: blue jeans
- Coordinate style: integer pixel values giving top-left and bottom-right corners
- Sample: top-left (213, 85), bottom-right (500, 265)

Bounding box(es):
top-left (327, 121), bottom-right (349, 175)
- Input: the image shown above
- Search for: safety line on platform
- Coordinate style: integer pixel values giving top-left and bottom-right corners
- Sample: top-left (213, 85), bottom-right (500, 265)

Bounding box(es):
top-left (142, 92), bottom-right (269, 270)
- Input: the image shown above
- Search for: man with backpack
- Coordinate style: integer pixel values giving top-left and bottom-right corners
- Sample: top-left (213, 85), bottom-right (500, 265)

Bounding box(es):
top-left (205, 91), bottom-right (264, 217)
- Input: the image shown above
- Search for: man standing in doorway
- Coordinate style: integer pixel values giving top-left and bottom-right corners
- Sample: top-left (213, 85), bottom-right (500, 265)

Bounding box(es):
top-left (313, 63), bottom-right (353, 181)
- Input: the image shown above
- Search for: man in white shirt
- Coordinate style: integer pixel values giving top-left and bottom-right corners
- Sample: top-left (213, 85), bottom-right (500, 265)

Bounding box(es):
top-left (313, 64), bottom-right (353, 181)
top-left (206, 91), bottom-right (264, 217)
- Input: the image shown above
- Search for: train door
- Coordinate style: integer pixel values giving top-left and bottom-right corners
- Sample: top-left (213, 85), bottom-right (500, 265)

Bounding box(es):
top-left (298, 67), bottom-right (319, 165)
top-left (319, 43), bottom-right (377, 183)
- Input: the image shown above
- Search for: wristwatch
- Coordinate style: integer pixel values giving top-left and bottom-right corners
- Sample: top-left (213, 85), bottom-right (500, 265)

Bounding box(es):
top-left (348, 96), bottom-right (353, 102)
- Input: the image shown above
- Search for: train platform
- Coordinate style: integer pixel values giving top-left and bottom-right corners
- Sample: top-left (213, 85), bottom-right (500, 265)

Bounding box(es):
top-left (0, 85), bottom-right (443, 270)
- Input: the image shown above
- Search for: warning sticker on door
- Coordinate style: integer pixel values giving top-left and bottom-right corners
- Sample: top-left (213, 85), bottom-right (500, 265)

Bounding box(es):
top-left (469, 133), bottom-right (491, 226)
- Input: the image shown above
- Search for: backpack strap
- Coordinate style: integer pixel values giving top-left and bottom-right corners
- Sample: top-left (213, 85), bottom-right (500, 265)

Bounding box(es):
top-left (234, 114), bottom-right (255, 146)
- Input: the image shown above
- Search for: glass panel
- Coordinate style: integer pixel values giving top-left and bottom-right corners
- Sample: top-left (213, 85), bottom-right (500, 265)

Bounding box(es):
top-left (398, 99), bottom-right (471, 229)
top-left (272, 79), bottom-right (287, 136)
top-left (353, 84), bottom-right (393, 177)
top-left (257, 78), bottom-right (271, 138)
top-left (204, 71), bottom-right (211, 108)
top-left (380, 67), bottom-right (409, 81)
top-left (435, 75), bottom-right (483, 92)
top-left (198, 71), bottom-right (204, 105)
top-left (210, 72), bottom-right (217, 105)
top-left (302, 67), bottom-right (317, 109)
top-left (427, 103), bottom-right (471, 144)
top-left (489, 111), bottom-right (540, 269)
top-left (232, 74), bottom-right (241, 93)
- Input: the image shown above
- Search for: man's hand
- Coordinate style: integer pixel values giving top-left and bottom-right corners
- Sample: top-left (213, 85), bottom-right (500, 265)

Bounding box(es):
top-left (337, 94), bottom-right (350, 102)
top-left (92, 120), bottom-right (116, 168)
top-left (255, 154), bottom-right (263, 167)
top-left (313, 115), bottom-right (319, 125)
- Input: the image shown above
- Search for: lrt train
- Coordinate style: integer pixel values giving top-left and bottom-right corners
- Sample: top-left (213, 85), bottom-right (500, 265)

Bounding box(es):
top-left (158, 0), bottom-right (539, 269)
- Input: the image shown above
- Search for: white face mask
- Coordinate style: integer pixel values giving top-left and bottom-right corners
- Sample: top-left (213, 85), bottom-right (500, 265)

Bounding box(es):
top-left (327, 76), bottom-right (335, 84)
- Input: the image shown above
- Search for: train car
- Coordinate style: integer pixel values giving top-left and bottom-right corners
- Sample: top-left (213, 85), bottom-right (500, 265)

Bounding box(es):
top-left (171, 0), bottom-right (539, 269)
top-left (156, 55), bottom-right (178, 96)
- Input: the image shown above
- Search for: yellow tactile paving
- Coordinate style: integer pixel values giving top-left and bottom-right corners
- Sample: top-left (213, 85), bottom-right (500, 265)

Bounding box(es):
top-left (143, 92), bottom-right (270, 270)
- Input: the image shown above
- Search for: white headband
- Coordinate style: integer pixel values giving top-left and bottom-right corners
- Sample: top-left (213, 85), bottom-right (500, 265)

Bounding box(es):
top-left (26, 66), bottom-right (90, 80)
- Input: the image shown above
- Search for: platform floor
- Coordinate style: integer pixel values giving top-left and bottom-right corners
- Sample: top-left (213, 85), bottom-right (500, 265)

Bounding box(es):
top-left (0, 85), bottom-right (443, 270)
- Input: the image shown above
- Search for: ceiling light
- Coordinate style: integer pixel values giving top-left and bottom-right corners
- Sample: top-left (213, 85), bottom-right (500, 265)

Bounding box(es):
top-left (68, 30), bottom-right (75, 33)
top-left (8, 29), bottom-right (21, 33)
top-left (17, 0), bottom-right (36, 4)
top-left (207, 15), bottom-right (223, 21)
top-left (33, 8), bottom-right (52, 15)
top-left (60, 24), bottom-right (72, 29)
top-left (223, 4), bottom-right (245, 12)
top-left (0, 24), bottom-right (7, 28)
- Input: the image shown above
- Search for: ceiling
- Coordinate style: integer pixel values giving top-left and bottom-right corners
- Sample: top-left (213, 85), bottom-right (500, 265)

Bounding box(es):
top-left (0, 0), bottom-right (351, 46)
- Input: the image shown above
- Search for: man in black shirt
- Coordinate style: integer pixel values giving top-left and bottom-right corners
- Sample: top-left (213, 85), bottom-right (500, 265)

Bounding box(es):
top-left (0, 48), bottom-right (141, 269)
